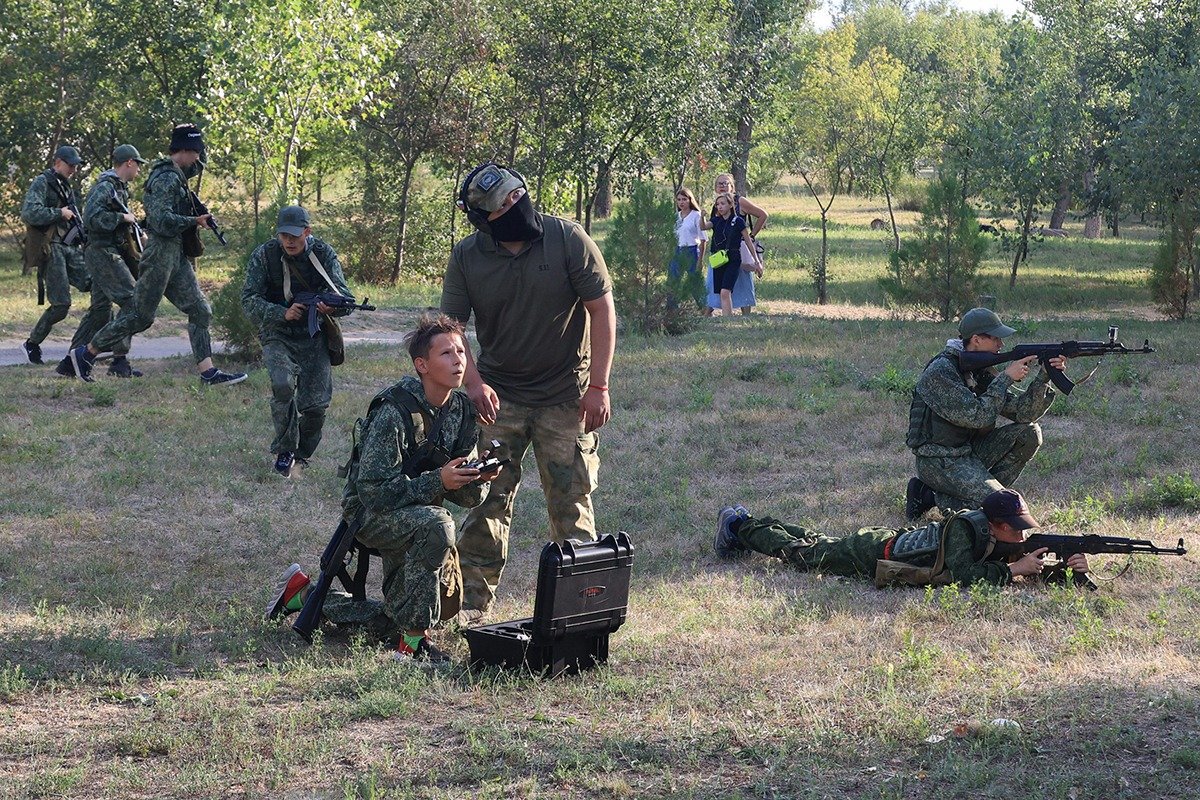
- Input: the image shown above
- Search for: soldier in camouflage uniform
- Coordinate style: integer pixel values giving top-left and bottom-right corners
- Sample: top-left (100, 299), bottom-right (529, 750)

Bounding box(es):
top-left (442, 164), bottom-right (617, 618)
top-left (55, 144), bottom-right (148, 379)
top-left (241, 205), bottom-right (352, 477)
top-left (903, 308), bottom-right (1067, 520)
top-left (21, 145), bottom-right (90, 365)
top-left (267, 315), bottom-right (501, 662)
top-left (67, 124), bottom-right (245, 386)
top-left (715, 489), bottom-right (1089, 587)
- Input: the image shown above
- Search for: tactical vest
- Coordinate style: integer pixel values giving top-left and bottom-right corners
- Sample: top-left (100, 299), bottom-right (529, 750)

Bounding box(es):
top-left (874, 509), bottom-right (992, 588)
top-left (906, 350), bottom-right (997, 451)
top-left (258, 239), bottom-right (336, 307)
top-left (84, 174), bottom-right (129, 249)
top-left (35, 169), bottom-right (74, 235)
top-left (340, 384), bottom-right (478, 518)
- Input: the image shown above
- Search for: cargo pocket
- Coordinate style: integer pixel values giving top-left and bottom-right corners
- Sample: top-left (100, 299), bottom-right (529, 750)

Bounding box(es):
top-left (569, 431), bottom-right (600, 494)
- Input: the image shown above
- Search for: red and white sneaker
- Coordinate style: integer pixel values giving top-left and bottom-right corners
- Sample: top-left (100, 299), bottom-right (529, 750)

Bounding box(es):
top-left (264, 563), bottom-right (311, 620)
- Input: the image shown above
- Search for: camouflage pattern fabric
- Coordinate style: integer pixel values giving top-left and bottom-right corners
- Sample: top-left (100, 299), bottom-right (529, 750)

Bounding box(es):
top-left (916, 422), bottom-right (1043, 511)
top-left (349, 376), bottom-right (486, 634)
top-left (23, 171), bottom-right (89, 344)
top-left (69, 246), bottom-right (136, 355)
top-left (242, 236), bottom-right (351, 459)
top-left (262, 332), bottom-right (331, 459)
top-left (27, 241), bottom-right (88, 345)
top-left (457, 398), bottom-right (600, 613)
top-left (69, 173), bottom-right (138, 355)
top-left (89, 159), bottom-right (212, 362)
top-left (909, 344), bottom-right (1055, 511)
top-left (736, 513), bottom-right (1013, 586)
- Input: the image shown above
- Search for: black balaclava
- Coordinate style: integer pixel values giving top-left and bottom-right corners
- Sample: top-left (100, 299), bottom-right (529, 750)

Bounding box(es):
top-left (473, 192), bottom-right (543, 243)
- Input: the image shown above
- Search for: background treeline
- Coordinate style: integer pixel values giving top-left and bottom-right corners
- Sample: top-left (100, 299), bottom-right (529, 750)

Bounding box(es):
top-left (1, 0), bottom-right (1197, 315)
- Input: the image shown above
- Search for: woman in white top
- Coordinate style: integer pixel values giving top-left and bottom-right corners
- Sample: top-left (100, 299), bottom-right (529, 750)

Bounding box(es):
top-left (671, 187), bottom-right (707, 282)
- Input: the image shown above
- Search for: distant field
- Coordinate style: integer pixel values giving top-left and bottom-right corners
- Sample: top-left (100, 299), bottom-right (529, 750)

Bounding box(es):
top-left (1, 193), bottom-right (1198, 798)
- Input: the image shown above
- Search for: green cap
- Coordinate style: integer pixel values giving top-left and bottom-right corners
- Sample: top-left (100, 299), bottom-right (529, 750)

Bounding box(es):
top-left (112, 144), bottom-right (147, 165)
top-left (464, 164), bottom-right (525, 213)
top-left (276, 205), bottom-right (311, 236)
top-left (959, 307), bottom-right (1016, 340)
top-left (53, 145), bottom-right (83, 166)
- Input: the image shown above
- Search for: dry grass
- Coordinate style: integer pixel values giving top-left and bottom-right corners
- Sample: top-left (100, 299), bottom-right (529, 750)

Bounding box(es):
top-left (1, 201), bottom-right (1199, 799)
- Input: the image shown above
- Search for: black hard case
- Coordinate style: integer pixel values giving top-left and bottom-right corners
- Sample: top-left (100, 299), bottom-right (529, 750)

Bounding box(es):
top-left (463, 532), bottom-right (633, 677)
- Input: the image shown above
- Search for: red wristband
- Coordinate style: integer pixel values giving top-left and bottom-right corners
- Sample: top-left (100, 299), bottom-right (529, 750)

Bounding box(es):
top-left (589, 384), bottom-right (608, 392)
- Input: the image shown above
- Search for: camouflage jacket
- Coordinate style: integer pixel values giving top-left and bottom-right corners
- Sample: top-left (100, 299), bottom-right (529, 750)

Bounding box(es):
top-left (142, 158), bottom-right (197, 240)
top-left (241, 236), bottom-right (351, 334)
top-left (21, 169), bottom-right (74, 234)
top-left (82, 170), bottom-right (132, 250)
top-left (907, 344), bottom-right (1055, 457)
top-left (350, 376), bottom-right (486, 518)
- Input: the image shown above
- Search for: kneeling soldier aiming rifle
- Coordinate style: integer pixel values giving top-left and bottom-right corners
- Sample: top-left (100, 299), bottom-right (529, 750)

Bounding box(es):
top-left (266, 314), bottom-right (503, 662)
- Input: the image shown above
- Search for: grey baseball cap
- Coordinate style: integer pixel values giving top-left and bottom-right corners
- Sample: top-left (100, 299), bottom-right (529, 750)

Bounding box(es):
top-left (276, 205), bottom-right (311, 236)
top-left (53, 145), bottom-right (83, 166)
top-left (959, 307), bottom-right (1016, 340)
top-left (464, 164), bottom-right (525, 213)
top-left (112, 144), bottom-right (147, 165)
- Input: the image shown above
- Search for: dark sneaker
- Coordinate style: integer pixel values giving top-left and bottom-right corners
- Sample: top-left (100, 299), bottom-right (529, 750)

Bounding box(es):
top-left (264, 563), bottom-right (311, 620)
top-left (55, 356), bottom-right (75, 377)
top-left (395, 637), bottom-right (452, 664)
top-left (107, 356), bottom-right (143, 378)
top-left (274, 452), bottom-right (296, 478)
top-left (68, 345), bottom-right (95, 382)
top-left (23, 340), bottom-right (43, 365)
top-left (200, 368), bottom-right (248, 386)
top-left (905, 477), bottom-right (936, 521)
top-left (715, 505), bottom-right (750, 559)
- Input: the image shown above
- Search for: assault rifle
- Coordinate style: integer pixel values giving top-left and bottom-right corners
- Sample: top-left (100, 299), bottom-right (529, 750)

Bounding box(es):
top-left (50, 174), bottom-right (86, 248)
top-left (997, 533), bottom-right (1187, 590)
top-left (291, 516), bottom-right (364, 641)
top-left (187, 190), bottom-right (228, 245)
top-left (292, 291), bottom-right (377, 337)
top-left (958, 326), bottom-right (1154, 395)
top-left (112, 196), bottom-right (145, 275)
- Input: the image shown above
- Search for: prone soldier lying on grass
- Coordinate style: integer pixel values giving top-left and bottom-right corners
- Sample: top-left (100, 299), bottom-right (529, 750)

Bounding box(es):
top-left (266, 313), bottom-right (502, 662)
top-left (715, 489), bottom-right (1088, 588)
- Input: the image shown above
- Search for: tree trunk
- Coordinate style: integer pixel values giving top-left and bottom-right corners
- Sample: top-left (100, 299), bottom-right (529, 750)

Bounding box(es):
top-left (881, 165), bottom-right (899, 252)
top-left (252, 157), bottom-right (261, 231)
top-left (1049, 176), bottom-right (1071, 230)
top-left (594, 162), bottom-right (612, 219)
top-left (1082, 168), bottom-right (1101, 238)
top-left (316, 163), bottom-right (323, 207)
top-left (818, 213), bottom-right (829, 305)
top-left (1109, 202), bottom-right (1120, 238)
top-left (389, 160), bottom-right (417, 284)
top-left (1011, 203), bottom-right (1034, 288)
top-left (732, 115), bottom-right (752, 194)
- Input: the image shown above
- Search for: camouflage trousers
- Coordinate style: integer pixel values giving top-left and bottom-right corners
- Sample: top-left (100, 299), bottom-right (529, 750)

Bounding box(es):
top-left (916, 422), bottom-right (1042, 511)
top-left (28, 242), bottom-right (89, 345)
top-left (91, 235), bottom-right (212, 363)
top-left (262, 331), bottom-right (331, 459)
top-left (355, 504), bottom-right (455, 633)
top-left (457, 398), bottom-right (600, 612)
top-left (737, 516), bottom-right (892, 578)
top-left (69, 246), bottom-right (136, 355)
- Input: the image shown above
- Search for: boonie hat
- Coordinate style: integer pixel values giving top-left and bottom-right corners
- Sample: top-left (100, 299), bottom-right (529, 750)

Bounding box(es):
top-left (54, 145), bottom-right (83, 166)
top-left (464, 164), bottom-right (525, 213)
top-left (276, 205), bottom-right (311, 236)
top-left (112, 144), bottom-right (147, 165)
top-left (982, 489), bottom-right (1040, 530)
top-left (959, 307), bottom-right (1016, 340)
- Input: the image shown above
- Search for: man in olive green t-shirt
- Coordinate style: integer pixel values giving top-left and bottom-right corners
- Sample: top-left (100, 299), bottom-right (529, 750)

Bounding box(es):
top-left (441, 163), bottom-right (617, 617)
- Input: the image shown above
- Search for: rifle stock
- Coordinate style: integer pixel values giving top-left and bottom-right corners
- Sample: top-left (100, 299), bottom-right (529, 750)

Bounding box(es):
top-left (292, 517), bottom-right (361, 642)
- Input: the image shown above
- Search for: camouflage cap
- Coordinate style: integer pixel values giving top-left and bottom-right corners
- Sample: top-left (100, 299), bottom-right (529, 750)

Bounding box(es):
top-left (982, 489), bottom-right (1040, 530)
top-left (276, 205), bottom-right (311, 236)
top-left (53, 145), bottom-right (83, 166)
top-left (112, 144), bottom-right (147, 165)
top-left (463, 164), bottom-right (525, 213)
top-left (959, 307), bottom-right (1016, 340)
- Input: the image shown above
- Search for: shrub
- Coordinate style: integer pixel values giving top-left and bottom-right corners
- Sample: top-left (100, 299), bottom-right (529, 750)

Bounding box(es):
top-left (880, 176), bottom-right (986, 322)
top-left (604, 182), bottom-right (698, 335)
top-left (211, 205), bottom-right (279, 361)
top-left (1149, 217), bottom-right (1195, 320)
